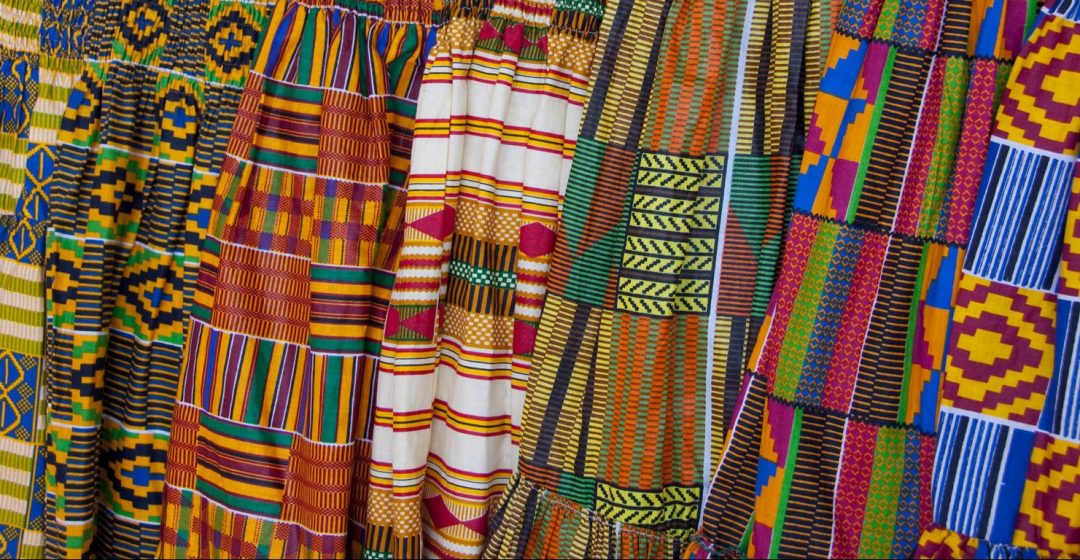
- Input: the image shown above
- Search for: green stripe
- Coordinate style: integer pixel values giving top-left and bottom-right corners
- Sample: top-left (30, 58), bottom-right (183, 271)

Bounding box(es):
top-left (859, 428), bottom-right (905, 557)
top-left (200, 410), bottom-right (293, 447)
top-left (264, 73), bottom-right (324, 103)
top-left (0, 272), bottom-right (41, 298)
top-left (773, 221), bottom-right (838, 400)
top-left (309, 335), bottom-right (379, 355)
top-left (320, 357), bottom-right (342, 441)
top-left (556, 472), bottom-right (597, 508)
top-left (0, 333), bottom-right (43, 357)
top-left (769, 408), bottom-right (802, 558)
top-left (195, 477), bottom-right (282, 518)
top-left (449, 259), bottom-right (516, 289)
top-left (244, 341), bottom-right (273, 424)
top-left (0, 305), bottom-right (43, 327)
top-left (898, 248), bottom-right (930, 424)
top-left (249, 147), bottom-right (318, 173)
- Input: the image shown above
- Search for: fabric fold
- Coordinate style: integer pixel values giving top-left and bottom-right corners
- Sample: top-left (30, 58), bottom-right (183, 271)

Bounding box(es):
top-left (363, 0), bottom-right (603, 555)
top-left (692, 0), bottom-right (1038, 557)
top-left (157, 0), bottom-right (439, 556)
top-left (481, 0), bottom-right (831, 555)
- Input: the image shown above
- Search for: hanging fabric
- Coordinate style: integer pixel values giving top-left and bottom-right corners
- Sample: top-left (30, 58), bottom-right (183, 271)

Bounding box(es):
top-left (691, 0), bottom-right (1036, 557)
top-left (916, 0), bottom-right (1080, 556)
top-left (0, 0), bottom-right (93, 554)
top-left (481, 0), bottom-right (830, 555)
top-left (157, 0), bottom-right (438, 556)
top-left (44, 0), bottom-right (271, 553)
top-left (363, 0), bottom-right (603, 556)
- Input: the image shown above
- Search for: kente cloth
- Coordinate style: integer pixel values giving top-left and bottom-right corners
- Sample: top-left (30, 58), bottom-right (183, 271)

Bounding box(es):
top-left (480, 0), bottom-right (832, 554)
top-left (913, 0), bottom-right (1080, 557)
top-left (157, 0), bottom-right (438, 556)
top-left (689, 0), bottom-right (1037, 557)
top-left (362, 0), bottom-right (603, 556)
top-left (42, 0), bottom-right (271, 553)
top-left (0, 0), bottom-right (93, 555)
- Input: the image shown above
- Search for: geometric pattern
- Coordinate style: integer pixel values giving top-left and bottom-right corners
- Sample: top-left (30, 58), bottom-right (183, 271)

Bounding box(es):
top-left (365, 3), bottom-right (604, 557)
top-left (917, 2), bottom-right (1080, 557)
top-left (995, 12), bottom-right (1080, 156)
top-left (42, 0), bottom-right (271, 555)
top-left (0, 0), bottom-right (91, 554)
top-left (616, 153), bottom-right (723, 317)
top-left (483, 0), bottom-right (831, 554)
top-left (159, 0), bottom-right (437, 557)
top-left (696, 0), bottom-right (1040, 557)
top-left (943, 274), bottom-right (1056, 424)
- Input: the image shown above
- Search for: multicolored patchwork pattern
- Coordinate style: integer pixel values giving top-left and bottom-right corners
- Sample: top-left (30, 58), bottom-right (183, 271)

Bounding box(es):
top-left (158, 0), bottom-right (438, 556)
top-left (481, 0), bottom-right (834, 556)
top-left (917, 3), bottom-right (1080, 556)
top-left (363, 0), bottom-right (603, 556)
top-left (0, 0), bottom-right (93, 555)
top-left (42, 0), bottom-right (270, 554)
top-left (694, 0), bottom-right (1038, 557)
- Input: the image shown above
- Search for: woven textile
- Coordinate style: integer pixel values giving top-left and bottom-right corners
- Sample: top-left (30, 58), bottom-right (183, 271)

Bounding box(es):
top-left (691, 0), bottom-right (1037, 557)
top-left (914, 1), bottom-right (1080, 557)
top-left (158, 0), bottom-right (438, 556)
top-left (479, 0), bottom-right (831, 555)
top-left (362, 0), bottom-right (602, 557)
top-left (43, 0), bottom-right (270, 553)
top-left (0, 0), bottom-right (37, 216)
top-left (0, 0), bottom-right (92, 555)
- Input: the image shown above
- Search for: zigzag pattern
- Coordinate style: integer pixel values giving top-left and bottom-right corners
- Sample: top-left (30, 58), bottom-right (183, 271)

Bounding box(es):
top-left (1014, 433), bottom-right (1080, 552)
top-left (616, 152), bottom-right (722, 317)
top-left (595, 482), bottom-right (701, 530)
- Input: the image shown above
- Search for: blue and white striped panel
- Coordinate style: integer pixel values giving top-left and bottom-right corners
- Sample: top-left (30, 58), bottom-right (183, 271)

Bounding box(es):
top-left (966, 140), bottom-right (1074, 290)
top-left (1050, 0), bottom-right (1080, 23)
top-left (932, 409), bottom-right (1037, 543)
top-left (1046, 299), bottom-right (1080, 441)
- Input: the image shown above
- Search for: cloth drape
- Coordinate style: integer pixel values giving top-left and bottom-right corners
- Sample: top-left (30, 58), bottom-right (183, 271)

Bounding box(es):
top-left (363, 0), bottom-right (603, 556)
top-left (692, 0), bottom-right (1036, 557)
top-left (158, 0), bottom-right (438, 555)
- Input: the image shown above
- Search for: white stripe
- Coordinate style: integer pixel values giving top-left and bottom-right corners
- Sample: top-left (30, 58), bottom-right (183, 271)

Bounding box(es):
top-left (0, 318), bottom-right (41, 340)
top-left (984, 426), bottom-right (1012, 539)
top-left (996, 136), bottom-right (1077, 161)
top-left (0, 288), bottom-right (44, 313)
top-left (701, 0), bottom-right (757, 527)
top-left (0, 258), bottom-right (40, 281)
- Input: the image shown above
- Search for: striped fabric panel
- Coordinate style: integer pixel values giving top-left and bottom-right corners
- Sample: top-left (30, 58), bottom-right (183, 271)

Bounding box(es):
top-left (916, 4), bottom-right (1080, 554)
top-left (966, 141), bottom-right (1073, 291)
top-left (0, 0), bottom-right (93, 555)
top-left (364, 0), bottom-right (603, 557)
top-left (159, 0), bottom-right (438, 557)
top-left (482, 0), bottom-right (830, 554)
top-left (695, 0), bottom-right (1040, 557)
top-left (42, 0), bottom-right (272, 554)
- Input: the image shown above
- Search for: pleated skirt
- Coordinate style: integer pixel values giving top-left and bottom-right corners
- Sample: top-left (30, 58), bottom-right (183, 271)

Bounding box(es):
top-left (44, 0), bottom-right (270, 553)
top-left (362, 0), bottom-right (602, 556)
top-left (481, 0), bottom-right (830, 555)
top-left (693, 0), bottom-right (1036, 557)
top-left (0, 0), bottom-right (92, 554)
top-left (158, 0), bottom-right (437, 556)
